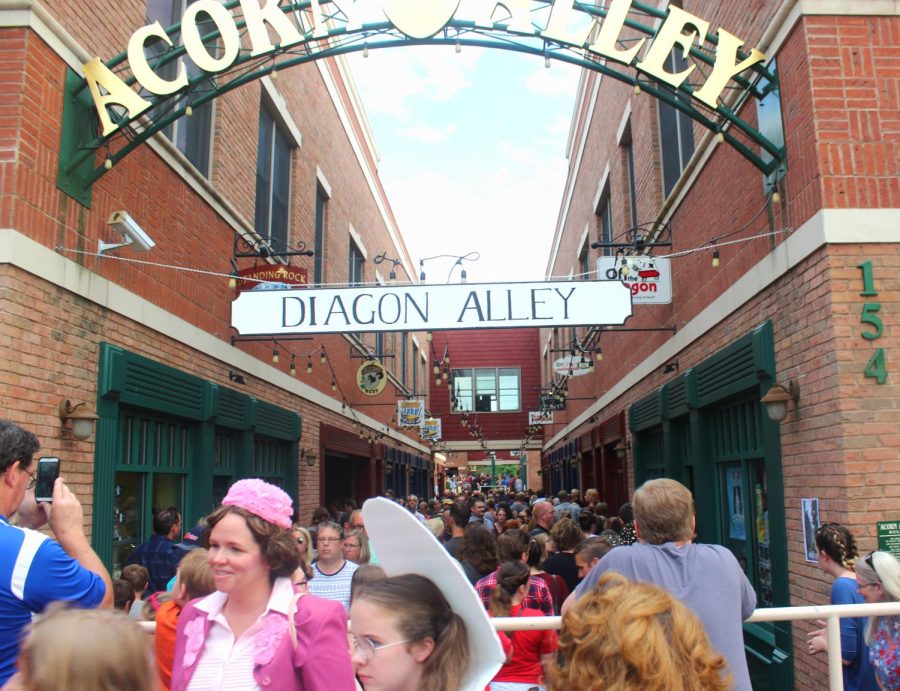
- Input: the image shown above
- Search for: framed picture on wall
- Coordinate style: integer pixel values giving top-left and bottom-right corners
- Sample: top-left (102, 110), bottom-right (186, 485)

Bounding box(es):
top-left (802, 498), bottom-right (820, 562)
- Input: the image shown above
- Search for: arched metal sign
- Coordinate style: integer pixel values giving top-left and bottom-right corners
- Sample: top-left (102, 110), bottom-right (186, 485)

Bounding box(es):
top-left (58, 0), bottom-right (785, 206)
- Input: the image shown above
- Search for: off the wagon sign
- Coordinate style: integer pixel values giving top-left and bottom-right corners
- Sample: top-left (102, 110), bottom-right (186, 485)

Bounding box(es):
top-left (231, 280), bottom-right (632, 335)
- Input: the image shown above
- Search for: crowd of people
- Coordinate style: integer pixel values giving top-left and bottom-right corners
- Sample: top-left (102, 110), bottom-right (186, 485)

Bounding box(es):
top-left (1, 418), bottom-right (899, 690)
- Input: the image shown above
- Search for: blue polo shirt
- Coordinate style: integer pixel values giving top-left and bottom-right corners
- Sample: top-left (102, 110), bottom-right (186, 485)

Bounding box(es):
top-left (0, 516), bottom-right (106, 685)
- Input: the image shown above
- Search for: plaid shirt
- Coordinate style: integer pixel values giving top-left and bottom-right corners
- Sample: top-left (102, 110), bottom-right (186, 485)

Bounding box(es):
top-left (475, 570), bottom-right (554, 617)
top-left (126, 534), bottom-right (183, 593)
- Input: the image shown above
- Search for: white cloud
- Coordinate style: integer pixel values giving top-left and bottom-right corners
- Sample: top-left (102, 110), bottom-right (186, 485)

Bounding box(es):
top-left (523, 62), bottom-right (581, 97)
top-left (404, 123), bottom-right (458, 143)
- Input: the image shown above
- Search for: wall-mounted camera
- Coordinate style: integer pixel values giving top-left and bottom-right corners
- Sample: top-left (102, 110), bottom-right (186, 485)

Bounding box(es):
top-left (98, 211), bottom-right (156, 255)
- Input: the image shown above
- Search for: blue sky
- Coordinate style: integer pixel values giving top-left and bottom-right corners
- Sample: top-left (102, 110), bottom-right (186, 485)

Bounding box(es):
top-left (347, 43), bottom-right (581, 283)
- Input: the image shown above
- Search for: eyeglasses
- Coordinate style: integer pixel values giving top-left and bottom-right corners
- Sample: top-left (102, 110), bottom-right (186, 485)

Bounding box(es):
top-left (22, 467), bottom-right (36, 491)
top-left (349, 634), bottom-right (413, 662)
top-left (317, 536), bottom-right (341, 544)
top-left (350, 523), bottom-right (365, 529)
top-left (342, 543), bottom-right (361, 550)
top-left (865, 552), bottom-right (881, 583)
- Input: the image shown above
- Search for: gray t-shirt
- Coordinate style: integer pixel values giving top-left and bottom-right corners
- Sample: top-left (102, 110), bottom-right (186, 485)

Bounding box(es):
top-left (574, 542), bottom-right (756, 691)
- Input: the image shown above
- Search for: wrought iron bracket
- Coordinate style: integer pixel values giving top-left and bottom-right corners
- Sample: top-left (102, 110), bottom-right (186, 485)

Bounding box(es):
top-left (234, 233), bottom-right (314, 259)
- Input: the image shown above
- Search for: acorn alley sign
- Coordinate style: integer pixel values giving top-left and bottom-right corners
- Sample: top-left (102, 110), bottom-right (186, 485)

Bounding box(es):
top-left (83, 0), bottom-right (764, 138)
top-left (231, 280), bottom-right (632, 335)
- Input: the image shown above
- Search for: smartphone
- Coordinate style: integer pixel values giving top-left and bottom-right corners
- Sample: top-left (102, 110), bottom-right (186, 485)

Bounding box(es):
top-left (35, 457), bottom-right (60, 503)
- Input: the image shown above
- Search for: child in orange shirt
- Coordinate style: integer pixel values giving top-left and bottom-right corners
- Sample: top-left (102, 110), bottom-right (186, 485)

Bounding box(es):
top-left (155, 549), bottom-right (215, 691)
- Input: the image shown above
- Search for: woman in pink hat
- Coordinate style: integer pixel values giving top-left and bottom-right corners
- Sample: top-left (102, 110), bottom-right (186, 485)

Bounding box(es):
top-left (170, 479), bottom-right (356, 691)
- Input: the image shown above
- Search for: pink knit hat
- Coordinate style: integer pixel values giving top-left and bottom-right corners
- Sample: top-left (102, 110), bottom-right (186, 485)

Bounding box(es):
top-left (222, 478), bottom-right (293, 529)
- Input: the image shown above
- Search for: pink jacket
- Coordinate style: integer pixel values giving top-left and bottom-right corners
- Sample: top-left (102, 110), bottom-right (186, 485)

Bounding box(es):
top-left (170, 592), bottom-right (356, 691)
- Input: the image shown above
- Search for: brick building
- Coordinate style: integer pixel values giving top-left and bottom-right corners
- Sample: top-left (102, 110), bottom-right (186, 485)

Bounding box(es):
top-left (542, 1), bottom-right (898, 687)
top-left (429, 328), bottom-right (543, 489)
top-left (0, 1), bottom-right (433, 577)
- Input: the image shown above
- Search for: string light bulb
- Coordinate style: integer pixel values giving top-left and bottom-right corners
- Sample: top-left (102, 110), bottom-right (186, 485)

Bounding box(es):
top-left (716, 130), bottom-right (725, 143)
top-left (228, 271), bottom-right (237, 290)
top-left (320, 349), bottom-right (326, 365)
top-left (272, 344), bottom-right (279, 364)
top-left (289, 355), bottom-right (296, 376)
top-left (306, 356), bottom-right (313, 374)
top-left (433, 361), bottom-right (440, 375)
top-left (772, 191), bottom-right (781, 204)
top-left (712, 249), bottom-right (720, 268)
top-left (455, 40), bottom-right (461, 54)
top-left (185, 105), bottom-right (193, 117)
top-left (331, 378), bottom-right (337, 392)
top-left (633, 83), bottom-right (641, 94)
top-left (104, 154), bottom-right (113, 170)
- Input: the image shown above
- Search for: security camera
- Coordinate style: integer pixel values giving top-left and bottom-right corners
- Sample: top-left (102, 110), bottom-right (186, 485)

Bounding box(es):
top-left (98, 211), bottom-right (156, 254)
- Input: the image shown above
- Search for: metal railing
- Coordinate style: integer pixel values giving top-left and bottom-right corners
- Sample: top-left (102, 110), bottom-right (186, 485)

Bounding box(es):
top-left (138, 601), bottom-right (900, 691)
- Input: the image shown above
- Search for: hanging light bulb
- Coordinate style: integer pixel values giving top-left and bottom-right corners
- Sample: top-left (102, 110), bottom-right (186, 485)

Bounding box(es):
top-left (772, 191), bottom-right (781, 204)
top-left (272, 343), bottom-right (279, 364)
top-left (228, 271), bottom-right (237, 290)
top-left (270, 68), bottom-right (277, 80)
top-left (331, 378), bottom-right (337, 392)
top-left (306, 356), bottom-right (313, 374)
top-left (712, 249), bottom-right (720, 268)
top-left (433, 361), bottom-right (440, 375)
top-left (460, 268), bottom-right (467, 284)
top-left (596, 348), bottom-right (603, 362)
top-left (389, 269), bottom-right (396, 283)
top-left (633, 82), bottom-right (641, 94)
top-left (426, 331), bottom-right (432, 342)
top-left (320, 348), bottom-right (326, 365)
top-left (442, 368), bottom-right (449, 380)
top-left (363, 42), bottom-right (369, 58)
top-left (716, 130), bottom-right (725, 143)
top-left (185, 105), bottom-right (193, 117)
top-left (455, 39), bottom-right (461, 54)
top-left (289, 355), bottom-right (296, 376)
top-left (435, 375), bottom-right (441, 386)
top-left (104, 154), bottom-right (113, 170)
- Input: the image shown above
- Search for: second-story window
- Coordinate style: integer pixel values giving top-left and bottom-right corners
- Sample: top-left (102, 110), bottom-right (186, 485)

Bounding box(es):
top-left (254, 105), bottom-right (291, 249)
top-left (658, 48), bottom-right (696, 198)
top-left (596, 187), bottom-right (612, 256)
top-left (452, 368), bottom-right (520, 412)
top-left (145, 0), bottom-right (213, 176)
top-left (349, 238), bottom-right (364, 286)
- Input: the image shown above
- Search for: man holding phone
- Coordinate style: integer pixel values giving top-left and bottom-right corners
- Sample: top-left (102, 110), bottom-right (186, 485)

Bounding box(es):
top-left (0, 420), bottom-right (112, 686)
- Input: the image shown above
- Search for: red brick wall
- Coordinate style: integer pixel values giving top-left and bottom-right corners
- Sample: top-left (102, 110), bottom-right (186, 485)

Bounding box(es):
top-left (430, 329), bottom-right (541, 443)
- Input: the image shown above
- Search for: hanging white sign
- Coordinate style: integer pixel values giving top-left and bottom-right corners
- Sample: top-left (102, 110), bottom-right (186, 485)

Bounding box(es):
top-left (397, 399), bottom-right (425, 428)
top-left (529, 411), bottom-right (554, 425)
top-left (231, 280), bottom-right (632, 335)
top-left (553, 354), bottom-right (594, 377)
top-left (421, 417), bottom-right (442, 442)
top-left (596, 256), bottom-right (672, 304)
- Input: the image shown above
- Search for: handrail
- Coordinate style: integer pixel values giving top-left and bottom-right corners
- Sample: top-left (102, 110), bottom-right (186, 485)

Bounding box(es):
top-left (137, 601), bottom-right (900, 691)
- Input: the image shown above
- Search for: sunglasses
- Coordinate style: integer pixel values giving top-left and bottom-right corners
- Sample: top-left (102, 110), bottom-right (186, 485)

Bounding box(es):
top-left (865, 551), bottom-right (881, 582)
top-left (296, 537), bottom-right (306, 544)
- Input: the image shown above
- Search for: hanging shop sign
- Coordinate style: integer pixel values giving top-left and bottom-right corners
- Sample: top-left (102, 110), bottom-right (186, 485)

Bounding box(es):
top-left (235, 265), bottom-right (308, 293)
top-left (232, 280), bottom-right (632, 335)
top-left (397, 399), bottom-right (425, 428)
top-left (596, 256), bottom-right (672, 304)
top-left (538, 394), bottom-right (566, 412)
top-left (421, 417), bottom-right (442, 442)
top-left (357, 360), bottom-right (388, 396)
top-left (529, 411), bottom-right (554, 425)
top-left (553, 354), bottom-right (594, 377)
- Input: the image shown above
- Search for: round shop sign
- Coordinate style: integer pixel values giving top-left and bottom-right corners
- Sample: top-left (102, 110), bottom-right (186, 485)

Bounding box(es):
top-left (357, 360), bottom-right (388, 396)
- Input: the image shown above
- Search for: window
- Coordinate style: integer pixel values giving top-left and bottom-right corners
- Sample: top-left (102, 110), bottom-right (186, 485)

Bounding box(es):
top-left (254, 105), bottom-right (292, 248)
top-left (400, 333), bottom-right (408, 388)
top-left (623, 135), bottom-right (638, 230)
top-left (145, 0), bottom-right (213, 176)
top-left (657, 48), bottom-right (695, 198)
top-left (112, 411), bottom-right (190, 576)
top-left (596, 190), bottom-right (612, 257)
top-left (314, 185), bottom-right (328, 284)
top-left (349, 238), bottom-right (364, 285)
top-left (578, 240), bottom-right (590, 280)
top-left (451, 368), bottom-right (520, 412)
top-left (412, 342), bottom-right (419, 394)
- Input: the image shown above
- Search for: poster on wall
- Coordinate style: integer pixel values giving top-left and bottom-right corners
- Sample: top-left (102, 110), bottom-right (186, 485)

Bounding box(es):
top-left (726, 468), bottom-right (745, 541)
top-left (802, 498), bottom-right (820, 562)
top-left (397, 399), bottom-right (425, 428)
